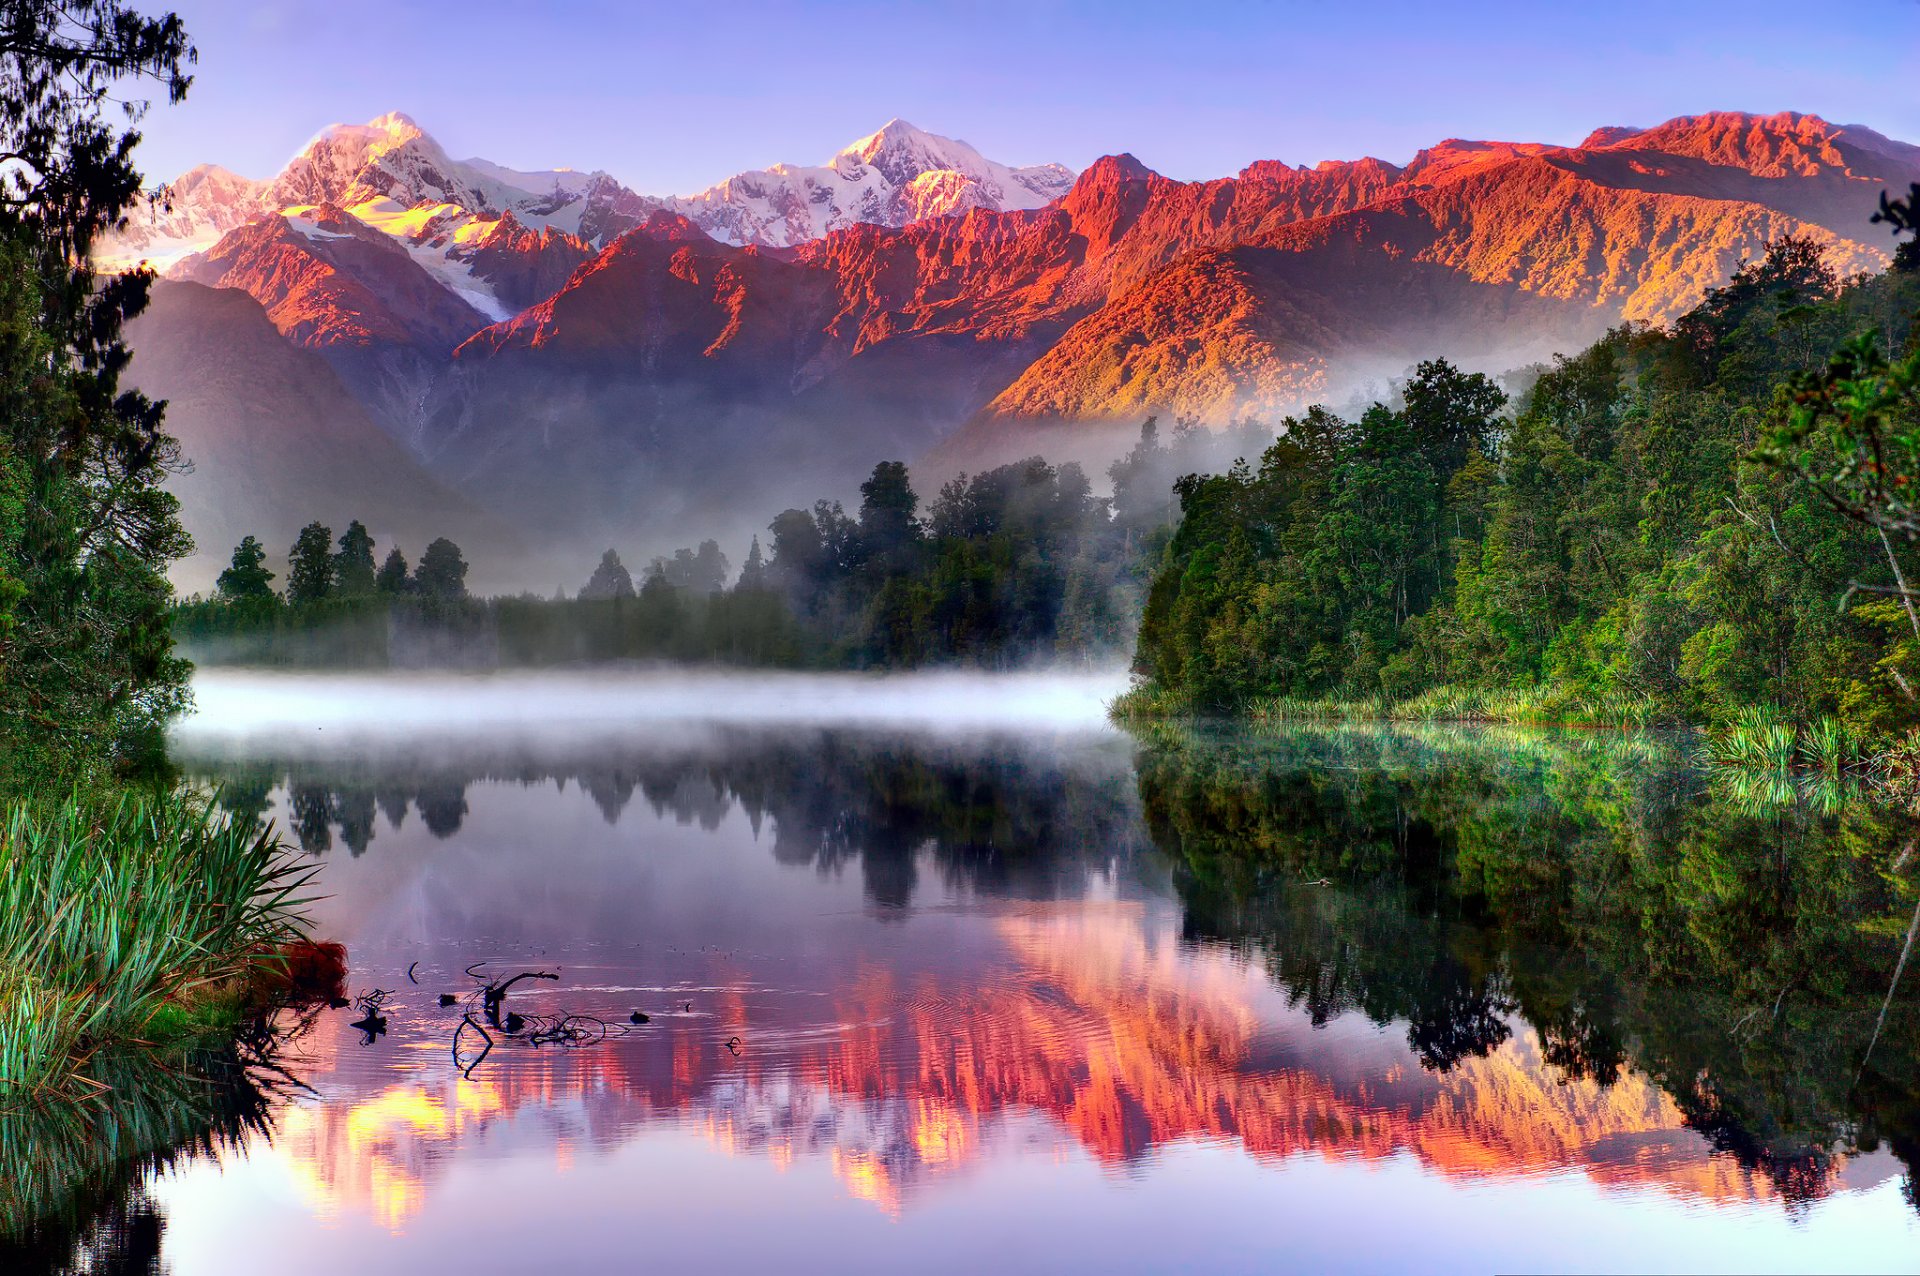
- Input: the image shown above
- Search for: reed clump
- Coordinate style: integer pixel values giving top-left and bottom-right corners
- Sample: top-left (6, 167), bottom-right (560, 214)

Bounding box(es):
top-left (0, 793), bottom-right (315, 1102)
top-left (1705, 708), bottom-right (1873, 775)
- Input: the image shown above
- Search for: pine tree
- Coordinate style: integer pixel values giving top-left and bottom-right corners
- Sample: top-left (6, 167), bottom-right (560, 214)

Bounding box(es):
top-left (333, 520), bottom-right (377, 596)
top-left (579, 548), bottom-right (635, 600)
top-left (737, 536), bottom-right (768, 590)
top-left (215, 535), bottom-right (275, 602)
top-left (376, 546), bottom-right (411, 595)
top-left (286, 523), bottom-right (335, 605)
top-left (414, 538), bottom-right (469, 600)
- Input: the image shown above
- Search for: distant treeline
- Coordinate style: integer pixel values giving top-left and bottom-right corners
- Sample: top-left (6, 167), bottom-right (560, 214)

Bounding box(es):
top-left (172, 422), bottom-right (1265, 669)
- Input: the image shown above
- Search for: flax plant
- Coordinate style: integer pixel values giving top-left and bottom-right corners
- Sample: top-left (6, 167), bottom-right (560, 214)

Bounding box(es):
top-left (0, 793), bottom-right (313, 1101)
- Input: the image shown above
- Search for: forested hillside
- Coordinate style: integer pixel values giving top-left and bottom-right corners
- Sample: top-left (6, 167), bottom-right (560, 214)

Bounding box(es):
top-left (1126, 230), bottom-right (1920, 733)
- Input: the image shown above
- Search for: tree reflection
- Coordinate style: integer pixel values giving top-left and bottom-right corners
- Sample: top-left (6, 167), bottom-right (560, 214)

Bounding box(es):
top-left (0, 1033), bottom-right (299, 1272)
top-left (1137, 723), bottom-right (1920, 1211)
top-left (177, 721), bottom-right (1920, 1212)
top-left (192, 729), bottom-right (1151, 909)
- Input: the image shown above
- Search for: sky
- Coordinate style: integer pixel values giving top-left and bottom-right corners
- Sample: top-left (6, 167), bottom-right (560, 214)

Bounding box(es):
top-left (132, 0), bottom-right (1920, 193)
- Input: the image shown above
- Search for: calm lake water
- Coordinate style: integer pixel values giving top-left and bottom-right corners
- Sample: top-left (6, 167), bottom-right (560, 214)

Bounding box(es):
top-left (8, 669), bottom-right (1920, 1274)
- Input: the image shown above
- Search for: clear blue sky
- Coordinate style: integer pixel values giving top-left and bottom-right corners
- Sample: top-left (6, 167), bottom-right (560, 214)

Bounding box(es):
top-left (134, 0), bottom-right (1919, 192)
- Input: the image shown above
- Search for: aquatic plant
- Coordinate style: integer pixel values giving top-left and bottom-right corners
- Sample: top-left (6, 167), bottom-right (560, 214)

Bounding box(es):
top-left (0, 793), bottom-right (315, 1101)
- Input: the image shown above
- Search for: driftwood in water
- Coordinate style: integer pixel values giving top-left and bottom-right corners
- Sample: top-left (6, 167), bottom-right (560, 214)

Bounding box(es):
top-left (349, 988), bottom-right (391, 1043)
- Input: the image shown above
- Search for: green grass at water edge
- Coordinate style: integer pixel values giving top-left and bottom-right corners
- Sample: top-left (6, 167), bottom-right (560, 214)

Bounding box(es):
top-left (0, 792), bottom-right (316, 1103)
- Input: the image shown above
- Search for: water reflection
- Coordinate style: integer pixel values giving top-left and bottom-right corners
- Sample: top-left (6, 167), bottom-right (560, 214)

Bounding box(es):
top-left (11, 709), bottom-right (1920, 1272)
top-left (0, 1025), bottom-right (307, 1274)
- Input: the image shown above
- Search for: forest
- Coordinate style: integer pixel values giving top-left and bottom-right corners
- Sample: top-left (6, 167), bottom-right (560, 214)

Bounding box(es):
top-left (1124, 222), bottom-right (1920, 743)
top-left (172, 422), bottom-right (1267, 669)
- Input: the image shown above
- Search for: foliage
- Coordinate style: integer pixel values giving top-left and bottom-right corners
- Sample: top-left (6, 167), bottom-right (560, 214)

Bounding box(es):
top-left (413, 536), bottom-right (469, 600)
top-left (0, 789), bottom-right (312, 1101)
top-left (1137, 722), bottom-right (1920, 1194)
top-left (176, 420), bottom-right (1268, 671)
top-left (0, 3), bottom-right (199, 788)
top-left (375, 545), bottom-right (409, 595)
top-left (213, 534), bottom-right (271, 601)
top-left (284, 520), bottom-right (332, 606)
top-left (1131, 238), bottom-right (1920, 736)
top-left (579, 548), bottom-right (634, 600)
top-left (331, 519), bottom-right (375, 597)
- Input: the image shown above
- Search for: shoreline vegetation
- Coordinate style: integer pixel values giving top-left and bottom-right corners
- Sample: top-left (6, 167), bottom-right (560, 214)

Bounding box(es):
top-left (1116, 219), bottom-right (1920, 759)
top-left (0, 791), bottom-right (330, 1104)
top-left (172, 424), bottom-right (1265, 673)
top-left (0, 6), bottom-right (338, 1115)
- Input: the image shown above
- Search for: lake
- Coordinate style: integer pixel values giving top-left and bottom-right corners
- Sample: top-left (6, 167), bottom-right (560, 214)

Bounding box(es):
top-left (7, 669), bottom-right (1920, 1274)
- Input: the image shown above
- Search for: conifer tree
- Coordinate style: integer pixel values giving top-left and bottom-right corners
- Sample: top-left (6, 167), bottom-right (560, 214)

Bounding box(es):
top-left (286, 522), bottom-right (335, 605)
top-left (376, 546), bottom-right (411, 595)
top-left (215, 535), bottom-right (274, 602)
top-left (0, 3), bottom-right (199, 778)
top-left (414, 537), bottom-right (469, 600)
top-left (579, 548), bottom-right (635, 600)
top-left (333, 520), bottom-right (376, 596)
top-left (737, 536), bottom-right (768, 590)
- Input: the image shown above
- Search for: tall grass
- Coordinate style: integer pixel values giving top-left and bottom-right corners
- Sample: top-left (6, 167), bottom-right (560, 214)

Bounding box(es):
top-left (0, 793), bottom-right (314, 1102)
top-left (1705, 707), bottom-right (1873, 776)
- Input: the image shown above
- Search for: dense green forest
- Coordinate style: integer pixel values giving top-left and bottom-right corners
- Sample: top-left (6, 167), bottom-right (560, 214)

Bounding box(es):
top-left (1125, 225), bottom-right (1920, 740)
top-left (174, 423), bottom-right (1266, 668)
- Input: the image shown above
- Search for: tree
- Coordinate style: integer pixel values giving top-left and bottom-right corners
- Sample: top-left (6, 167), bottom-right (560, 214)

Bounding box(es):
top-left (1877, 183), bottom-right (1919, 274)
top-left (375, 546), bottom-right (410, 595)
top-left (215, 534), bottom-right (273, 602)
top-left (767, 508), bottom-right (827, 609)
top-left (332, 520), bottom-right (376, 596)
top-left (1757, 190), bottom-right (1920, 638)
top-left (285, 522), bottom-right (334, 605)
top-left (649, 540), bottom-right (730, 595)
top-left (579, 548), bottom-right (635, 600)
top-left (1401, 358), bottom-right (1505, 477)
top-left (858, 460), bottom-right (922, 575)
top-left (0, 3), bottom-right (199, 781)
top-left (414, 537), bottom-right (469, 600)
top-left (736, 536), bottom-right (768, 591)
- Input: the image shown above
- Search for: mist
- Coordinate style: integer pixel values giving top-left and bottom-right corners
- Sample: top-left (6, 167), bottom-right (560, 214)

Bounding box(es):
top-left (175, 667), bottom-right (1133, 747)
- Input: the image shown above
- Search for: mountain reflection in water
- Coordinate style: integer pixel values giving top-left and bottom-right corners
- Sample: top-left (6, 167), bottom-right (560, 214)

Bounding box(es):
top-left (12, 681), bottom-right (1920, 1274)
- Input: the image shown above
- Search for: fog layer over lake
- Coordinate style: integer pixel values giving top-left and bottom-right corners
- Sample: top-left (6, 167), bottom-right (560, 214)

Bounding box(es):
top-left (178, 667), bottom-right (1132, 744)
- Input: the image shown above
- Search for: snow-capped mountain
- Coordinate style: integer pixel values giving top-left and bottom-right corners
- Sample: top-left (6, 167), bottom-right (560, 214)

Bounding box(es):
top-left (98, 112), bottom-right (1077, 317)
top-left (652, 119), bottom-right (1076, 249)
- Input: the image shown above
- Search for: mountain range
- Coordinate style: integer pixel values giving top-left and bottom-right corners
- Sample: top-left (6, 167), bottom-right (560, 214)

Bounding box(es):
top-left (109, 110), bottom-right (1920, 591)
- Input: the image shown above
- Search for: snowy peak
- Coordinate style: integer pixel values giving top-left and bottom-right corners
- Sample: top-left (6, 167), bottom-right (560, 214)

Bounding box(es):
top-left (837, 118), bottom-right (985, 184)
top-left (266, 111), bottom-right (427, 208)
top-left (99, 111), bottom-right (1075, 278)
top-left (661, 118), bottom-right (1077, 249)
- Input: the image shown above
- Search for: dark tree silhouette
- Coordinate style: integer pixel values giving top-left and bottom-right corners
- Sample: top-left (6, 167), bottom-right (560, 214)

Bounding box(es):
top-left (579, 548), bottom-right (635, 600)
top-left (414, 537), bottom-right (469, 600)
top-left (284, 522), bottom-right (334, 605)
top-left (214, 534), bottom-right (274, 601)
top-left (375, 545), bottom-right (410, 595)
top-left (332, 520), bottom-right (376, 597)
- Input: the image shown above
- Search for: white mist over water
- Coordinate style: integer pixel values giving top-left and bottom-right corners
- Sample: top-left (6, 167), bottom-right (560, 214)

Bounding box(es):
top-left (176, 667), bottom-right (1133, 741)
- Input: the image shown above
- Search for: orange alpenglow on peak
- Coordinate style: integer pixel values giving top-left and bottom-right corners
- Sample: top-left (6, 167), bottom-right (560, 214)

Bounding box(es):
top-left (117, 107), bottom-right (1920, 593)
